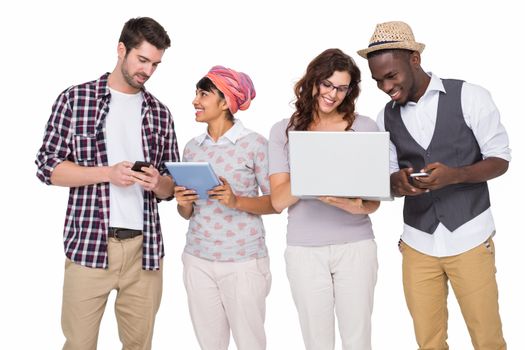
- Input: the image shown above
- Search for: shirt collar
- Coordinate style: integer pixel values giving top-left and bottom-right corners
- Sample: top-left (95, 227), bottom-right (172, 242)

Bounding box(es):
top-left (195, 119), bottom-right (247, 146)
top-left (96, 73), bottom-right (111, 100)
top-left (426, 72), bottom-right (446, 94)
top-left (391, 72), bottom-right (445, 108)
top-left (97, 72), bottom-right (152, 104)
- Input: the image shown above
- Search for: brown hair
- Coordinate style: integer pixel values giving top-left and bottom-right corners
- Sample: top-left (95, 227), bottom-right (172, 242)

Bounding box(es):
top-left (119, 17), bottom-right (171, 53)
top-left (286, 48), bottom-right (361, 136)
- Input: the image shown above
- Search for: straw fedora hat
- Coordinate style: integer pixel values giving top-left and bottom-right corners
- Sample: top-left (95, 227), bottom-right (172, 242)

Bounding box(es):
top-left (357, 21), bottom-right (425, 58)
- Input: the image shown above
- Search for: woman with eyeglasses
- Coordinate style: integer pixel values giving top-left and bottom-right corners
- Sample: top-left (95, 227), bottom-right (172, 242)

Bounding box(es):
top-left (175, 66), bottom-right (275, 350)
top-left (268, 48), bottom-right (380, 350)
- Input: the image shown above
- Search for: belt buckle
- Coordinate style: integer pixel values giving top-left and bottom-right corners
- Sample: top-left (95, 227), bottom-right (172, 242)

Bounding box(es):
top-left (109, 227), bottom-right (125, 240)
top-left (113, 228), bottom-right (123, 240)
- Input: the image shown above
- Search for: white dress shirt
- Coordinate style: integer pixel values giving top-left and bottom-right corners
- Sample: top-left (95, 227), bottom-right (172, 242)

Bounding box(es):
top-left (376, 73), bottom-right (511, 257)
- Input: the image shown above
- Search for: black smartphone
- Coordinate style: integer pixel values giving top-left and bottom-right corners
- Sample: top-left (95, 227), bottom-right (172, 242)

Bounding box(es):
top-left (131, 161), bottom-right (151, 172)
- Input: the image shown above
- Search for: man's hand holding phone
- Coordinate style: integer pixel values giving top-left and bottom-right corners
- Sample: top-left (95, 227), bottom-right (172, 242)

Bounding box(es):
top-left (409, 170), bottom-right (432, 193)
top-left (409, 172), bottom-right (429, 178)
top-left (411, 162), bottom-right (461, 191)
top-left (130, 161), bottom-right (162, 191)
top-left (131, 161), bottom-right (152, 173)
top-left (391, 168), bottom-right (428, 197)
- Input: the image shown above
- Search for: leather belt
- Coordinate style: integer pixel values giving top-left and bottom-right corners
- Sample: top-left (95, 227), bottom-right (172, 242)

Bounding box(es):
top-left (108, 227), bottom-right (143, 240)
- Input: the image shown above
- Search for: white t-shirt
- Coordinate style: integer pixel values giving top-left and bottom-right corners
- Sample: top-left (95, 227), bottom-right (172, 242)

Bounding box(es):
top-left (376, 73), bottom-right (511, 257)
top-left (105, 87), bottom-right (144, 230)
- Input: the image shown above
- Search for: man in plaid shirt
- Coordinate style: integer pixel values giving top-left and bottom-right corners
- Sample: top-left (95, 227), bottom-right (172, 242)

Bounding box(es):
top-left (35, 17), bottom-right (178, 350)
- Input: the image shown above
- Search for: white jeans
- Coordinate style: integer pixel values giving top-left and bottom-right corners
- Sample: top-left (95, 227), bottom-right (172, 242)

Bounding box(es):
top-left (285, 239), bottom-right (378, 350)
top-left (182, 253), bottom-right (272, 350)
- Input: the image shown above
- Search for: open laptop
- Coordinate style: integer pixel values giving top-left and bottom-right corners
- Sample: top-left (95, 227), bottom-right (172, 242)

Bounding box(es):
top-left (288, 131), bottom-right (392, 201)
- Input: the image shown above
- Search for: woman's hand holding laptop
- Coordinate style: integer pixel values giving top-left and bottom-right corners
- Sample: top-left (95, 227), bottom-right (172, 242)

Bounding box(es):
top-left (318, 196), bottom-right (380, 214)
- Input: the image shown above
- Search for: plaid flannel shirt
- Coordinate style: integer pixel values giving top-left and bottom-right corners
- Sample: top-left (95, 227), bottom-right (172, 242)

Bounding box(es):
top-left (36, 73), bottom-right (179, 270)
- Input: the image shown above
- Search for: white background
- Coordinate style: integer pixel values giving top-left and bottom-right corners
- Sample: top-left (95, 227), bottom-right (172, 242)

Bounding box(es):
top-left (2, 0), bottom-right (523, 348)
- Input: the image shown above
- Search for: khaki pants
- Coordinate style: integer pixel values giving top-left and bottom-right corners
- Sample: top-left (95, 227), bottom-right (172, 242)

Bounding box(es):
top-left (182, 253), bottom-right (271, 350)
top-left (61, 235), bottom-right (163, 350)
top-left (401, 239), bottom-right (506, 350)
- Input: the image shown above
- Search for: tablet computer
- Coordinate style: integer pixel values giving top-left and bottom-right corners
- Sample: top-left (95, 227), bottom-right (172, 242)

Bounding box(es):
top-left (165, 162), bottom-right (221, 200)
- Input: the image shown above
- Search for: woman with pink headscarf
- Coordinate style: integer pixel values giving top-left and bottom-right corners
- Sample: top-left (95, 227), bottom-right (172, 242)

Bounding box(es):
top-left (175, 66), bottom-right (276, 350)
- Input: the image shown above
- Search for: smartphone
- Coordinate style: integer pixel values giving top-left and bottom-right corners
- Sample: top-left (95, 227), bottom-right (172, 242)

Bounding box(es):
top-left (410, 172), bottom-right (429, 178)
top-left (131, 161), bottom-right (151, 173)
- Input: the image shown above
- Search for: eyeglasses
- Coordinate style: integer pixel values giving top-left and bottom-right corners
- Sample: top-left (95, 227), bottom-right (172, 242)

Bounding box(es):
top-left (319, 80), bottom-right (352, 95)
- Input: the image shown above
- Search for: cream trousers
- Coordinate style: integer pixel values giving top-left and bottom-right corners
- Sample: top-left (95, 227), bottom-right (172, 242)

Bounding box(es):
top-left (285, 239), bottom-right (378, 350)
top-left (182, 253), bottom-right (271, 350)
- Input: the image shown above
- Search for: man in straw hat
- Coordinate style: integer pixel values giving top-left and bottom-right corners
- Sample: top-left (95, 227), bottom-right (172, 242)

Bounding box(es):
top-left (358, 21), bottom-right (509, 349)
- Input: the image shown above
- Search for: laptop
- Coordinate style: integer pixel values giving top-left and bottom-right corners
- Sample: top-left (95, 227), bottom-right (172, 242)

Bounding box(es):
top-left (288, 131), bottom-right (392, 201)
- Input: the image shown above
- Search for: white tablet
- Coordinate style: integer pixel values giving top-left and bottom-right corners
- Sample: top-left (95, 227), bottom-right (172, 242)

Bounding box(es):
top-left (165, 162), bottom-right (221, 199)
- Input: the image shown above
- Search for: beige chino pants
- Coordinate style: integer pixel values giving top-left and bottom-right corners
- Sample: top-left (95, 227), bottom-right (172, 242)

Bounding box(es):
top-left (401, 238), bottom-right (506, 350)
top-left (61, 235), bottom-right (163, 350)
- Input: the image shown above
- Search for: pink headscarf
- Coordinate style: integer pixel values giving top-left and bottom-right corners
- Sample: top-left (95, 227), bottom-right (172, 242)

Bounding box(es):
top-left (205, 65), bottom-right (256, 114)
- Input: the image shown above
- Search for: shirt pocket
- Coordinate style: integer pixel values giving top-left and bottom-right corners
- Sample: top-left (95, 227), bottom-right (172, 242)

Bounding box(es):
top-left (73, 134), bottom-right (97, 165)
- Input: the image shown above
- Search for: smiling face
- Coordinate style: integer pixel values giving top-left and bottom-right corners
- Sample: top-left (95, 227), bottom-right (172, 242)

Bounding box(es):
top-left (368, 50), bottom-right (423, 106)
top-left (118, 40), bottom-right (165, 93)
top-left (192, 88), bottom-right (229, 124)
top-left (315, 70), bottom-right (351, 118)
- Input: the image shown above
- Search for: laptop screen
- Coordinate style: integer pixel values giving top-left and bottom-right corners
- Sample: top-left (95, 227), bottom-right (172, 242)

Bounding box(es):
top-left (288, 131), bottom-right (391, 200)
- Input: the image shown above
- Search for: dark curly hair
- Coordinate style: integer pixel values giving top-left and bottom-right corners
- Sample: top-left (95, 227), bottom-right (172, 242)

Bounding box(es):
top-left (286, 48), bottom-right (361, 137)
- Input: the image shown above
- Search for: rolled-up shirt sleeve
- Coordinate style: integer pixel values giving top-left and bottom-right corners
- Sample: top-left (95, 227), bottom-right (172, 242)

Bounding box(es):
top-left (35, 89), bottom-right (73, 185)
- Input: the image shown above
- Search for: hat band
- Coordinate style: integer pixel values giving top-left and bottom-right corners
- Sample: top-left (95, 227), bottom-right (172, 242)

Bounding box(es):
top-left (368, 40), bottom-right (400, 48)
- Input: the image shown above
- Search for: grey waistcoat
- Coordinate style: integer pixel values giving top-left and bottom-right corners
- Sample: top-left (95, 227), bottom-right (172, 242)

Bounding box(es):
top-left (384, 79), bottom-right (490, 234)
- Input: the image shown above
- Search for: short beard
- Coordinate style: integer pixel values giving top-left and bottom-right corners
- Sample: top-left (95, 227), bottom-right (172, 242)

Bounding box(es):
top-left (121, 66), bottom-right (144, 90)
top-left (121, 56), bottom-right (147, 90)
